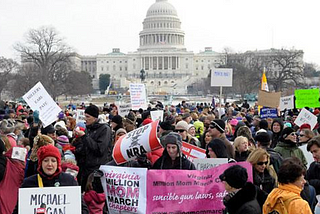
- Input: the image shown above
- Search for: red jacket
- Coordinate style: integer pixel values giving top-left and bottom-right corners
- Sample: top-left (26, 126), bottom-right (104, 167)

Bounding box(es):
top-left (147, 147), bottom-right (164, 165)
top-left (83, 190), bottom-right (106, 214)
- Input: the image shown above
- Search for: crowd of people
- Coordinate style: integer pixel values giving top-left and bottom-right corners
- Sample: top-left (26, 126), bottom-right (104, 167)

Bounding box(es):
top-left (1, 99), bottom-right (320, 213)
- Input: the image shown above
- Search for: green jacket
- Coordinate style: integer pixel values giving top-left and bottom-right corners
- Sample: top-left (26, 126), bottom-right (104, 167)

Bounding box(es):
top-left (274, 141), bottom-right (307, 168)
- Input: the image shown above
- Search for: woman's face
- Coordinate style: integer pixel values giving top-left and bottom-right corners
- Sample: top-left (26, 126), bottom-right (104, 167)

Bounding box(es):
top-left (208, 147), bottom-right (217, 158)
top-left (166, 144), bottom-right (178, 160)
top-left (188, 127), bottom-right (196, 136)
top-left (205, 133), bottom-right (212, 144)
top-left (272, 122), bottom-right (281, 133)
top-left (292, 175), bottom-right (306, 189)
top-left (238, 140), bottom-right (248, 152)
top-left (285, 132), bottom-right (297, 143)
top-left (254, 155), bottom-right (268, 174)
top-left (42, 156), bottom-right (58, 176)
top-left (298, 130), bottom-right (309, 143)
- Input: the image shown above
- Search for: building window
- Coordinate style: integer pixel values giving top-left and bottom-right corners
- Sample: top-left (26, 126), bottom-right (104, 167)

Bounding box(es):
top-left (113, 65), bottom-right (116, 71)
top-left (133, 59), bottom-right (136, 61)
top-left (196, 67), bottom-right (198, 70)
top-left (196, 60), bottom-right (198, 62)
top-left (113, 61), bottom-right (115, 63)
top-left (101, 66), bottom-right (104, 71)
top-left (125, 67), bottom-right (127, 71)
top-left (172, 56), bottom-right (176, 70)
top-left (153, 57), bottom-right (157, 70)
top-left (164, 57), bottom-right (168, 70)
top-left (201, 66), bottom-right (204, 70)
top-left (186, 63), bottom-right (188, 69)
top-left (158, 57), bottom-right (163, 70)
top-left (107, 66), bottom-right (109, 71)
top-left (107, 61), bottom-right (109, 63)
top-left (120, 66), bottom-right (122, 71)
top-left (120, 61), bottom-right (122, 63)
top-left (145, 57), bottom-right (149, 70)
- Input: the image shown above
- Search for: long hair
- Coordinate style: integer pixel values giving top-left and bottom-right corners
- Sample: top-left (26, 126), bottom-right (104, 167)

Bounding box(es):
top-left (247, 148), bottom-right (270, 166)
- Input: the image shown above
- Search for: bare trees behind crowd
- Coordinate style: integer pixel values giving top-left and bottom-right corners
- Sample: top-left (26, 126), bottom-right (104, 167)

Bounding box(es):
top-left (0, 26), bottom-right (92, 100)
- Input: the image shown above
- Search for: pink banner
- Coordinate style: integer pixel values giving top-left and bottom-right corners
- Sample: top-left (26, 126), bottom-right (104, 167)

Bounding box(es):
top-left (147, 162), bottom-right (252, 213)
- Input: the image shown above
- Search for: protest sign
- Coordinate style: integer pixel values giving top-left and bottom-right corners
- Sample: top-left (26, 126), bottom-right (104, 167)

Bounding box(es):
top-left (294, 108), bottom-right (318, 130)
top-left (22, 82), bottom-right (61, 127)
top-left (147, 161), bottom-right (252, 213)
top-left (211, 68), bottom-right (233, 87)
top-left (193, 158), bottom-right (228, 170)
top-left (150, 110), bottom-right (163, 122)
top-left (182, 142), bottom-right (206, 161)
top-left (75, 109), bottom-right (85, 124)
top-left (100, 165), bottom-right (147, 214)
top-left (113, 120), bottom-right (162, 164)
top-left (260, 107), bottom-right (278, 119)
top-left (295, 88), bottom-right (320, 109)
top-left (258, 90), bottom-right (281, 108)
top-left (18, 186), bottom-right (81, 214)
top-left (279, 95), bottom-right (294, 111)
top-left (11, 147), bottom-right (27, 162)
top-left (129, 83), bottom-right (148, 110)
top-left (118, 103), bottom-right (132, 117)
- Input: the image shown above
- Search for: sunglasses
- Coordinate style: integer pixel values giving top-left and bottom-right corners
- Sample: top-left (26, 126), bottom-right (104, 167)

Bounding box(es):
top-left (174, 129), bottom-right (185, 133)
top-left (257, 161), bottom-right (268, 166)
top-left (299, 134), bottom-right (305, 137)
top-left (290, 133), bottom-right (297, 136)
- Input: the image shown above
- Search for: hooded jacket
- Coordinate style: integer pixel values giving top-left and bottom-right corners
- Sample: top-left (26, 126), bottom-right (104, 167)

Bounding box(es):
top-left (270, 119), bottom-right (284, 148)
top-left (83, 190), bottom-right (106, 214)
top-left (152, 149), bottom-right (195, 170)
top-left (274, 141), bottom-right (307, 168)
top-left (263, 183), bottom-right (312, 214)
top-left (223, 182), bottom-right (261, 214)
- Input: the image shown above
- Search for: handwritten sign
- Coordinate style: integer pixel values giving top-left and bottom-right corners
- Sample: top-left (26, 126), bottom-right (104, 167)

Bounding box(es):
top-left (112, 121), bottom-right (162, 164)
top-left (258, 90), bottom-right (281, 108)
top-left (260, 107), bottom-right (278, 119)
top-left (18, 186), bottom-right (81, 214)
top-left (211, 68), bottom-right (233, 87)
top-left (295, 88), bottom-right (320, 109)
top-left (294, 108), bottom-right (318, 130)
top-left (129, 84), bottom-right (147, 110)
top-left (22, 82), bottom-right (61, 127)
top-left (100, 165), bottom-right (147, 214)
top-left (150, 110), bottom-right (164, 122)
top-left (182, 142), bottom-right (206, 161)
top-left (279, 95), bottom-right (294, 111)
top-left (75, 109), bottom-right (85, 124)
top-left (118, 104), bottom-right (132, 117)
top-left (193, 158), bottom-right (228, 170)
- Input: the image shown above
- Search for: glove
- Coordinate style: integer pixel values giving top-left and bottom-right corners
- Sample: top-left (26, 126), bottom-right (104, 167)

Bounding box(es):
top-left (33, 110), bottom-right (40, 123)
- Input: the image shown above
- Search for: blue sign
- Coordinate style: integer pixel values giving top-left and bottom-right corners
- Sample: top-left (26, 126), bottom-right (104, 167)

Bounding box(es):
top-left (260, 108), bottom-right (278, 119)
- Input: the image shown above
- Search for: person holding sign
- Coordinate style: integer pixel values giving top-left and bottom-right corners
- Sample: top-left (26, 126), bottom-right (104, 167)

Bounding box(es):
top-left (152, 132), bottom-right (195, 170)
top-left (12, 144), bottom-right (89, 213)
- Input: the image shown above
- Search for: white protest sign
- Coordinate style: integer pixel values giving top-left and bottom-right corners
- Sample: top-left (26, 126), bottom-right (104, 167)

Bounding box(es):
top-left (75, 109), bottom-right (86, 124)
top-left (150, 110), bottom-right (163, 122)
top-left (129, 83), bottom-right (148, 110)
top-left (22, 82), bottom-right (61, 127)
top-left (295, 108), bottom-right (318, 130)
top-left (279, 95), bottom-right (294, 111)
top-left (100, 165), bottom-right (147, 214)
top-left (211, 68), bottom-right (233, 87)
top-left (18, 186), bottom-right (81, 214)
top-left (193, 158), bottom-right (228, 170)
top-left (118, 104), bottom-right (132, 117)
top-left (113, 121), bottom-right (162, 164)
top-left (11, 147), bottom-right (27, 162)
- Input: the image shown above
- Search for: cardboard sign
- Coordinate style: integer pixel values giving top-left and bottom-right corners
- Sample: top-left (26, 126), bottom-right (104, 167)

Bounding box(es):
top-left (182, 142), bottom-right (206, 161)
top-left (100, 165), bottom-right (147, 214)
top-left (260, 107), bottom-right (278, 119)
top-left (279, 95), bottom-right (294, 111)
top-left (112, 121), bottom-right (162, 164)
top-left (258, 90), bottom-right (281, 108)
top-left (11, 147), bottom-right (27, 162)
top-left (193, 158), bottom-right (228, 170)
top-left (118, 104), bottom-right (132, 117)
top-left (129, 83), bottom-right (148, 110)
top-left (295, 88), bottom-right (320, 109)
top-left (22, 82), bottom-right (62, 127)
top-left (18, 186), bottom-right (81, 214)
top-left (147, 162), bottom-right (253, 213)
top-left (150, 110), bottom-right (164, 122)
top-left (295, 108), bottom-right (318, 130)
top-left (211, 68), bottom-right (233, 87)
top-left (75, 109), bottom-right (85, 124)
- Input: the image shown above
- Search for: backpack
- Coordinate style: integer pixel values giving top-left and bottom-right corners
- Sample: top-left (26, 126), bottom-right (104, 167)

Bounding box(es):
top-left (267, 196), bottom-right (301, 214)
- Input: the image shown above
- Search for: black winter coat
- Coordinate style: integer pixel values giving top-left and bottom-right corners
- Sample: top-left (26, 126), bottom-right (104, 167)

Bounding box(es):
top-left (152, 150), bottom-right (196, 170)
top-left (253, 168), bottom-right (276, 194)
top-left (0, 142), bottom-right (6, 183)
top-left (306, 161), bottom-right (320, 195)
top-left (235, 150), bottom-right (250, 162)
top-left (223, 182), bottom-right (261, 214)
top-left (266, 148), bottom-right (283, 174)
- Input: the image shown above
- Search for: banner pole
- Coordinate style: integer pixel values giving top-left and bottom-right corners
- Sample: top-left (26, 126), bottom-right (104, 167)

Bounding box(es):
top-left (219, 86), bottom-right (223, 119)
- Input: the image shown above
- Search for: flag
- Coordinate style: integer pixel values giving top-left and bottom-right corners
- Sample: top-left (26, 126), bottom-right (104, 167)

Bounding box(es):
top-left (261, 68), bottom-right (269, 92)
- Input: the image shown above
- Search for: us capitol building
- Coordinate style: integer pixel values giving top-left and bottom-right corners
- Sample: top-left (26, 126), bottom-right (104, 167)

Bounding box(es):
top-left (81, 0), bottom-right (226, 94)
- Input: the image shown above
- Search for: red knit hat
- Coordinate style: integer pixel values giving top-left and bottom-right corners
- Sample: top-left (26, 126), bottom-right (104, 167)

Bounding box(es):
top-left (37, 144), bottom-right (62, 178)
top-left (300, 123), bottom-right (311, 131)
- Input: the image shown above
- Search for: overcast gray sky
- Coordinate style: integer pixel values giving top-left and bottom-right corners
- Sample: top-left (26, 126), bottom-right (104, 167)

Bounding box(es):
top-left (1, 0), bottom-right (319, 66)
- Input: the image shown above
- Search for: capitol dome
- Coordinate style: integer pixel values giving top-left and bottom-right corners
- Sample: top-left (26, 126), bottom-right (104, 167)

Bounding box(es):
top-left (146, 0), bottom-right (178, 17)
top-left (139, 0), bottom-right (185, 51)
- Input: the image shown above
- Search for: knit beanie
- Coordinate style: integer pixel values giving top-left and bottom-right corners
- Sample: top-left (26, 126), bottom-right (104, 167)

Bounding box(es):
top-left (41, 124), bottom-right (55, 135)
top-left (175, 120), bottom-right (189, 132)
top-left (211, 120), bottom-right (225, 133)
top-left (206, 138), bottom-right (228, 158)
top-left (163, 132), bottom-right (182, 152)
top-left (300, 123), bottom-right (311, 131)
top-left (111, 115), bottom-right (123, 125)
top-left (37, 144), bottom-right (62, 178)
top-left (254, 132), bottom-right (271, 146)
top-left (280, 127), bottom-right (295, 142)
top-left (160, 121), bottom-right (175, 131)
top-left (219, 165), bottom-right (248, 189)
top-left (85, 105), bottom-right (99, 118)
top-left (56, 135), bottom-right (69, 147)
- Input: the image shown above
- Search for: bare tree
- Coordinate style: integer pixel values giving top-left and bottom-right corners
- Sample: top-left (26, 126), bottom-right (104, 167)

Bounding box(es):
top-left (14, 26), bottom-right (76, 100)
top-left (0, 57), bottom-right (18, 99)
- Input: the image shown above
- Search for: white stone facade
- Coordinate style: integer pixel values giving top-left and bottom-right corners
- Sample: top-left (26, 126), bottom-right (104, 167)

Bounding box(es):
top-left (81, 0), bottom-right (226, 94)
